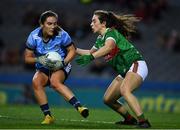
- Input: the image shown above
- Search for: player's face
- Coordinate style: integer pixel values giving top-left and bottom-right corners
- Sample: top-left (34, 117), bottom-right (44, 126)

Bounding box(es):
top-left (42, 16), bottom-right (58, 37)
top-left (90, 15), bottom-right (104, 34)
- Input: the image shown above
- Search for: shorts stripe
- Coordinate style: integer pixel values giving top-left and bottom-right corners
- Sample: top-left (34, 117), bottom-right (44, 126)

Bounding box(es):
top-left (132, 61), bottom-right (138, 73)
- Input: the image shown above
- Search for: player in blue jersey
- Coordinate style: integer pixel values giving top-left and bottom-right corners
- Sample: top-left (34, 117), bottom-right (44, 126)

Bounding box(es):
top-left (24, 10), bottom-right (89, 124)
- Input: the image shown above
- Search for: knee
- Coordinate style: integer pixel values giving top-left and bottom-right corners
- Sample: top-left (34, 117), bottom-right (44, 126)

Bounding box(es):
top-left (103, 96), bottom-right (112, 106)
top-left (120, 87), bottom-right (130, 98)
top-left (32, 79), bottom-right (42, 90)
top-left (50, 78), bottom-right (61, 90)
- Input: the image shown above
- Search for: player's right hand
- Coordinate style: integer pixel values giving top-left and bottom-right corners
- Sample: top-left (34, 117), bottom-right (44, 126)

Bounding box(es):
top-left (76, 54), bottom-right (94, 66)
top-left (36, 55), bottom-right (49, 66)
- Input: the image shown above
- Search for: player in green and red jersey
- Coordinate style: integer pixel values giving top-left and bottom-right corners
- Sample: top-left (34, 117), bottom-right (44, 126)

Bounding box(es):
top-left (76, 10), bottom-right (151, 128)
top-left (93, 27), bottom-right (143, 77)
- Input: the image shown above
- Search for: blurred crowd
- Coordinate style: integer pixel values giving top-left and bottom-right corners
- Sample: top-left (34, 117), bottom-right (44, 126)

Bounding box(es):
top-left (0, 0), bottom-right (179, 76)
top-left (84, 0), bottom-right (168, 23)
top-left (157, 29), bottom-right (180, 53)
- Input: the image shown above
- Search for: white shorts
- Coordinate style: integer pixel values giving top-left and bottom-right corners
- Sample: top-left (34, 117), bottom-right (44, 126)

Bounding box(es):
top-left (118, 60), bottom-right (148, 81)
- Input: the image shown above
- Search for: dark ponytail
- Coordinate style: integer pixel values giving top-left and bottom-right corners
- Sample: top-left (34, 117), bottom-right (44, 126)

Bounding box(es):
top-left (94, 10), bottom-right (140, 37)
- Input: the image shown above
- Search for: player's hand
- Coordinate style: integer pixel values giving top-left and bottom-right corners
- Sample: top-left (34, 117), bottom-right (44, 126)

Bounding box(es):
top-left (47, 60), bottom-right (67, 71)
top-left (35, 55), bottom-right (48, 66)
top-left (76, 54), bottom-right (94, 66)
top-left (46, 60), bottom-right (56, 70)
top-left (54, 60), bottom-right (65, 70)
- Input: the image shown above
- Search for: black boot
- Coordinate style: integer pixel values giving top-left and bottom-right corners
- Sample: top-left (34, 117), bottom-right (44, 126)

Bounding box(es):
top-left (137, 120), bottom-right (151, 128)
top-left (115, 118), bottom-right (137, 125)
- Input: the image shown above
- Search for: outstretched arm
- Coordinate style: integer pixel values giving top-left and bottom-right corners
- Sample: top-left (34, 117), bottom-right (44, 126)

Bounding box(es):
top-left (76, 48), bottom-right (97, 55)
top-left (76, 39), bottom-right (116, 66)
top-left (92, 39), bottom-right (115, 59)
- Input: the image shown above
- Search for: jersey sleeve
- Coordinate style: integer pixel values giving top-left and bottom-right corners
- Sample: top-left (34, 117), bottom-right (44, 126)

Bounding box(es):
top-left (93, 40), bottom-right (99, 50)
top-left (62, 31), bottom-right (72, 47)
top-left (93, 36), bottom-right (102, 50)
top-left (92, 45), bottom-right (98, 50)
top-left (26, 33), bottom-right (36, 50)
top-left (105, 30), bottom-right (118, 44)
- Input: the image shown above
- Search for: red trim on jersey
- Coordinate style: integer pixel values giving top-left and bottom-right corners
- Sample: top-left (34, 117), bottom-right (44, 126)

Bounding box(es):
top-left (104, 45), bottom-right (120, 62)
top-left (133, 61), bottom-right (138, 73)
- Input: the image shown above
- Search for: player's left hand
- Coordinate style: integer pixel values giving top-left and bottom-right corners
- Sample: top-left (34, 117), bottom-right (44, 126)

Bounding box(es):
top-left (46, 60), bottom-right (67, 71)
top-left (76, 54), bottom-right (94, 66)
top-left (46, 59), bottom-right (56, 70)
top-left (54, 60), bottom-right (66, 70)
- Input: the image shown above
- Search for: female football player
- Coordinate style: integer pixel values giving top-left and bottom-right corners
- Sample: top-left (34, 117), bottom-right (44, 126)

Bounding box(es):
top-left (24, 10), bottom-right (89, 124)
top-left (76, 10), bottom-right (151, 128)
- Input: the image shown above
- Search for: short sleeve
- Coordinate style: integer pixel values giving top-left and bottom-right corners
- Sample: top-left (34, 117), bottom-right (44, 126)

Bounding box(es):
top-left (105, 30), bottom-right (118, 44)
top-left (93, 36), bottom-right (102, 50)
top-left (93, 40), bottom-right (99, 50)
top-left (92, 45), bottom-right (98, 50)
top-left (26, 33), bottom-right (36, 50)
top-left (62, 31), bottom-right (72, 47)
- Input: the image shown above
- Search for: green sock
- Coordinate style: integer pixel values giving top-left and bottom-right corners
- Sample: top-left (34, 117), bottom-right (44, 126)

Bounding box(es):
top-left (137, 113), bottom-right (146, 121)
top-left (121, 112), bottom-right (133, 120)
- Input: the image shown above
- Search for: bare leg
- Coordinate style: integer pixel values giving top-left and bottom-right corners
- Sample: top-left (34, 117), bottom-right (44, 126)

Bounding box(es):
top-left (103, 76), bottom-right (128, 115)
top-left (120, 72), bottom-right (143, 116)
top-left (50, 70), bottom-right (74, 101)
top-left (50, 70), bottom-right (89, 118)
top-left (32, 71), bottom-right (48, 105)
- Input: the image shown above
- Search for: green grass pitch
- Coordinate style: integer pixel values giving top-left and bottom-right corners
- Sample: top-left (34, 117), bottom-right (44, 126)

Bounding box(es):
top-left (0, 105), bottom-right (180, 129)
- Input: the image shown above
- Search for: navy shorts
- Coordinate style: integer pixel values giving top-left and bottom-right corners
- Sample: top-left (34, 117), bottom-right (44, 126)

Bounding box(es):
top-left (36, 63), bottom-right (72, 81)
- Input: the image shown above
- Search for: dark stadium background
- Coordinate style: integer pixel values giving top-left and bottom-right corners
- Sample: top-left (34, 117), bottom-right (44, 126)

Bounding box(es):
top-left (0, 0), bottom-right (180, 115)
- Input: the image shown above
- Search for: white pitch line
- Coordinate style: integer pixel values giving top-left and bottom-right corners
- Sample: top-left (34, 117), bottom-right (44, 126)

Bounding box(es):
top-left (0, 115), bottom-right (114, 124)
top-left (0, 115), bottom-right (10, 118)
top-left (0, 115), bottom-right (35, 121)
top-left (60, 118), bottom-right (114, 124)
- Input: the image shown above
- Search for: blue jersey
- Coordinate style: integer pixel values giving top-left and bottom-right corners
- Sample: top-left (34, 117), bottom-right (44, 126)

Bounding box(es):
top-left (26, 27), bottom-right (72, 69)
